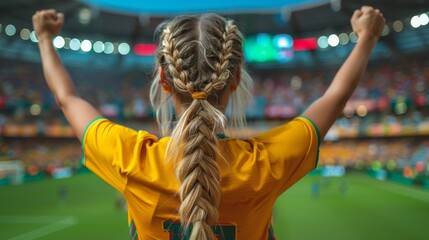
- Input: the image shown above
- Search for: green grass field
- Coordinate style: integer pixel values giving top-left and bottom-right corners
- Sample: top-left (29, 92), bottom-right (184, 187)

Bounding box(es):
top-left (0, 172), bottom-right (428, 239)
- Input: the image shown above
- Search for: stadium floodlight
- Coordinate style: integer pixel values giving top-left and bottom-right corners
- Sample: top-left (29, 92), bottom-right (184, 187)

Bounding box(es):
top-left (53, 36), bottom-right (65, 49)
top-left (93, 41), bottom-right (105, 53)
top-left (5, 24), bottom-right (16, 36)
top-left (393, 20), bottom-right (403, 32)
top-left (79, 8), bottom-right (92, 25)
top-left (356, 105), bottom-right (367, 117)
top-left (338, 33), bottom-right (349, 45)
top-left (30, 31), bottom-right (38, 42)
top-left (328, 34), bottom-right (339, 47)
top-left (70, 38), bottom-right (81, 51)
top-left (343, 106), bottom-right (354, 118)
top-left (104, 42), bottom-right (114, 54)
top-left (420, 13), bottom-right (429, 26)
top-left (30, 104), bottom-right (41, 116)
top-left (63, 37), bottom-right (71, 49)
top-left (113, 43), bottom-right (120, 54)
top-left (411, 15), bottom-right (420, 28)
top-left (81, 39), bottom-right (92, 52)
top-left (118, 43), bottom-right (131, 55)
top-left (20, 28), bottom-right (31, 40)
top-left (381, 25), bottom-right (389, 36)
top-left (349, 32), bottom-right (358, 43)
top-left (317, 36), bottom-right (329, 49)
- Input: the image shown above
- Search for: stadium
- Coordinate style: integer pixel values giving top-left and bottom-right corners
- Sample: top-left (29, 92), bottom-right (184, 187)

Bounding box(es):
top-left (0, 0), bottom-right (429, 239)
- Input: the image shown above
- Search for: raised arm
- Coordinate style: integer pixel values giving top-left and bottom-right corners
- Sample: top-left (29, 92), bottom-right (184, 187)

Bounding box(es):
top-left (33, 9), bottom-right (100, 141)
top-left (302, 6), bottom-right (385, 138)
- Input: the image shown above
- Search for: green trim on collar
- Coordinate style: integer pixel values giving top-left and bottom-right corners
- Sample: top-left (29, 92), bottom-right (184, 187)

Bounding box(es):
top-left (216, 133), bottom-right (229, 139)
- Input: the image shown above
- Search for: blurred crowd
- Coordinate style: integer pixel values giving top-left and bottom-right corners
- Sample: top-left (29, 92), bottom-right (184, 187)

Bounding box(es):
top-left (319, 138), bottom-right (429, 177)
top-left (1, 56), bottom-right (429, 123)
top-left (1, 56), bottom-right (429, 178)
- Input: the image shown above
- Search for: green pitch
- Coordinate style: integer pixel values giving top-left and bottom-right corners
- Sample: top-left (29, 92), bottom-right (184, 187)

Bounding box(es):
top-left (0, 172), bottom-right (428, 239)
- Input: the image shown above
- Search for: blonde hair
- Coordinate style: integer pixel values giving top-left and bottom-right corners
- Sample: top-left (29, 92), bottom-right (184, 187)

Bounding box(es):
top-left (150, 13), bottom-right (253, 239)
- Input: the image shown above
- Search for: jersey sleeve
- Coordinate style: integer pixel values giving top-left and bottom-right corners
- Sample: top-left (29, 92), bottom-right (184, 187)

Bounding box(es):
top-left (81, 117), bottom-right (158, 193)
top-left (253, 116), bottom-right (321, 194)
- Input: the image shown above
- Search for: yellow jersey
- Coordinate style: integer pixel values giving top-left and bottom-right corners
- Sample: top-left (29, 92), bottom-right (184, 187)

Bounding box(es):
top-left (82, 116), bottom-right (320, 240)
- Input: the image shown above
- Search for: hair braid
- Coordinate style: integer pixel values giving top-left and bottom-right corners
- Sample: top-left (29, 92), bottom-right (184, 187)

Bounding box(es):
top-left (167, 98), bottom-right (226, 240)
top-left (152, 14), bottom-right (249, 240)
top-left (204, 21), bottom-right (239, 95)
top-left (161, 27), bottom-right (190, 94)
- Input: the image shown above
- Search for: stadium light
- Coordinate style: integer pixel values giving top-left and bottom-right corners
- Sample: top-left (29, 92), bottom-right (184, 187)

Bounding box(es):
top-left (393, 20), bottom-right (403, 32)
top-left (317, 36), bottom-right (329, 49)
top-left (411, 15), bottom-right (420, 28)
top-left (5, 24), bottom-right (16, 36)
top-left (53, 36), bottom-right (65, 49)
top-left (420, 13), bottom-right (429, 26)
top-left (328, 34), bottom-right (339, 47)
top-left (381, 25), bottom-right (390, 36)
top-left (79, 8), bottom-right (92, 25)
top-left (343, 106), bottom-right (354, 118)
top-left (30, 31), bottom-right (38, 42)
top-left (93, 41), bottom-right (105, 53)
top-left (81, 39), bottom-right (92, 52)
top-left (20, 28), bottom-right (31, 40)
top-left (113, 43), bottom-right (119, 54)
top-left (356, 105), bottom-right (367, 117)
top-left (30, 104), bottom-right (41, 116)
top-left (69, 38), bottom-right (81, 51)
top-left (349, 32), bottom-right (358, 43)
top-left (118, 43), bottom-right (130, 55)
top-left (104, 42), bottom-right (114, 54)
top-left (338, 33), bottom-right (349, 45)
top-left (63, 37), bottom-right (71, 49)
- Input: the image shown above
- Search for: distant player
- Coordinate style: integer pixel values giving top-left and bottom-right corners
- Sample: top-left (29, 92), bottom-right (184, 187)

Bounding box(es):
top-left (57, 184), bottom-right (68, 206)
top-left (339, 179), bottom-right (348, 196)
top-left (311, 180), bottom-right (321, 199)
top-left (32, 7), bottom-right (384, 239)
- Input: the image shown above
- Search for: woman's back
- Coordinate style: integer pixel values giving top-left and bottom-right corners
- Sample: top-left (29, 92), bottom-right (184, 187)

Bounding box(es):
top-left (82, 117), bottom-right (319, 239)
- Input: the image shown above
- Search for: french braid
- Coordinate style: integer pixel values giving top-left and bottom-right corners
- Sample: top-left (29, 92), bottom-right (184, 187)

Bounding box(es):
top-left (153, 14), bottom-right (246, 240)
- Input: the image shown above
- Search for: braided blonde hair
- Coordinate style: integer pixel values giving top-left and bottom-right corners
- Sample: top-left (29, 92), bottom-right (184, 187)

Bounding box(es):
top-left (150, 14), bottom-right (253, 239)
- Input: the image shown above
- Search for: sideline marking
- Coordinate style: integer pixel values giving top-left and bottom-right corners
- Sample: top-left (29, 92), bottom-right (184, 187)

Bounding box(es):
top-left (0, 216), bottom-right (77, 240)
top-left (0, 215), bottom-right (67, 223)
top-left (356, 177), bottom-right (429, 204)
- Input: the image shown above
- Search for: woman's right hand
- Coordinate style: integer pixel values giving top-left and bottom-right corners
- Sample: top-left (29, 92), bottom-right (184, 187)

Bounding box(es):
top-left (351, 6), bottom-right (385, 42)
top-left (32, 9), bottom-right (64, 41)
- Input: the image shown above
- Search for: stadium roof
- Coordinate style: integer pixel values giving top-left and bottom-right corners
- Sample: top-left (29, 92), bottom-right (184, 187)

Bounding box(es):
top-left (82, 0), bottom-right (329, 15)
top-left (1, 0), bottom-right (429, 69)
top-left (1, 0), bottom-right (429, 38)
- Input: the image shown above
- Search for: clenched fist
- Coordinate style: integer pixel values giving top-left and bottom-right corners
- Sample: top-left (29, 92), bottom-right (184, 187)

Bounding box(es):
top-left (351, 6), bottom-right (386, 41)
top-left (32, 9), bottom-right (64, 41)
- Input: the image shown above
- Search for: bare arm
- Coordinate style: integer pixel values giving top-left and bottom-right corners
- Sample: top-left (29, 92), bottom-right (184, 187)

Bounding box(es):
top-left (33, 9), bottom-right (100, 141)
top-left (302, 6), bottom-right (385, 138)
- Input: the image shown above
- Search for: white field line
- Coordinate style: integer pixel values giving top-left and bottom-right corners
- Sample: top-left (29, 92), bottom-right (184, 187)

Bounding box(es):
top-left (0, 216), bottom-right (77, 240)
top-left (357, 177), bottom-right (429, 204)
top-left (0, 215), bottom-right (66, 223)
